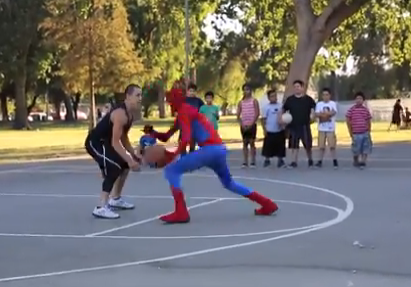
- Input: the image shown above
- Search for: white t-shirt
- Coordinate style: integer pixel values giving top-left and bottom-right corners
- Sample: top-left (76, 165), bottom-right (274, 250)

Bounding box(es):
top-left (262, 102), bottom-right (282, 133)
top-left (315, 100), bottom-right (337, 132)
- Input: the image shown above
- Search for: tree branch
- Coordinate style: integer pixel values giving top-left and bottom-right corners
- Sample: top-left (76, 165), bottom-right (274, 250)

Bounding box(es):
top-left (293, 0), bottom-right (316, 32)
top-left (317, 0), bottom-right (371, 35)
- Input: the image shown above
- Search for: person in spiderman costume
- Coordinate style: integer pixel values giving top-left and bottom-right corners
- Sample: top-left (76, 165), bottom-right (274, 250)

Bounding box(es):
top-left (150, 86), bottom-right (279, 224)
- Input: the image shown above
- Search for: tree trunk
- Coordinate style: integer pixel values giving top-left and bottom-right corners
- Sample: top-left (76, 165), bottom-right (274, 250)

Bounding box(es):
top-left (13, 71), bottom-right (29, 129)
top-left (63, 94), bottom-right (75, 122)
top-left (157, 75), bottom-right (166, 119)
top-left (0, 95), bottom-right (8, 122)
top-left (284, 31), bottom-right (324, 98)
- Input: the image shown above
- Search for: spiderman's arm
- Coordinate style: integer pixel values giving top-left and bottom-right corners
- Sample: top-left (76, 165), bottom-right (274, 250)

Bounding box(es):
top-left (151, 120), bottom-right (178, 142)
top-left (173, 113), bottom-right (191, 156)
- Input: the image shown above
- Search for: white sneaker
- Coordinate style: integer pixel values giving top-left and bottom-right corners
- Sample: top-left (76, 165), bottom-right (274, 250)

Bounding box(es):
top-left (108, 197), bottom-right (135, 210)
top-left (92, 206), bottom-right (120, 219)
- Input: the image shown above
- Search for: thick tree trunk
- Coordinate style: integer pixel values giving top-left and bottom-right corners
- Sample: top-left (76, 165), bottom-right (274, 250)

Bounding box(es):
top-left (284, 30), bottom-right (324, 98)
top-left (63, 94), bottom-right (75, 122)
top-left (13, 71), bottom-right (29, 129)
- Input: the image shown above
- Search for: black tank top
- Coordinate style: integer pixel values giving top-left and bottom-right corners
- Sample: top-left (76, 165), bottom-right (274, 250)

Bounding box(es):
top-left (88, 103), bottom-right (133, 143)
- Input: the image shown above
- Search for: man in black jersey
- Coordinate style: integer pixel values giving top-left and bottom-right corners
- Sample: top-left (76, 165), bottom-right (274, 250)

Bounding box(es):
top-left (85, 84), bottom-right (142, 219)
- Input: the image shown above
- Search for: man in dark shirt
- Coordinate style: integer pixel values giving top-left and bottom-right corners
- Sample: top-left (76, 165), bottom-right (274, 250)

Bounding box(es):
top-left (85, 84), bottom-right (142, 219)
top-left (182, 82), bottom-right (204, 154)
top-left (282, 80), bottom-right (316, 168)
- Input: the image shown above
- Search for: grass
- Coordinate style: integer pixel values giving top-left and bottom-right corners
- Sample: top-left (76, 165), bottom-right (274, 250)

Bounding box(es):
top-left (0, 117), bottom-right (410, 163)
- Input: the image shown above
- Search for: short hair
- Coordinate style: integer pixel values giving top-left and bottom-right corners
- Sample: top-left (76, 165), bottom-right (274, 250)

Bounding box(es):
top-left (125, 84), bottom-right (141, 96)
top-left (242, 83), bottom-right (252, 91)
top-left (321, 87), bottom-right (331, 94)
top-left (293, 80), bottom-right (304, 86)
top-left (204, 91), bottom-right (214, 98)
top-left (266, 89), bottom-right (276, 97)
top-left (187, 83), bottom-right (197, 91)
top-left (354, 91), bottom-right (365, 99)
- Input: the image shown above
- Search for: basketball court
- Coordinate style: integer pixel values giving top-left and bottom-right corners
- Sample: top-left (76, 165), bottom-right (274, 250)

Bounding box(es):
top-left (0, 142), bottom-right (410, 286)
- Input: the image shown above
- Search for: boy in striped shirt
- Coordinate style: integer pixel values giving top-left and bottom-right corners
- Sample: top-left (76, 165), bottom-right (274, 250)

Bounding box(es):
top-left (345, 92), bottom-right (372, 168)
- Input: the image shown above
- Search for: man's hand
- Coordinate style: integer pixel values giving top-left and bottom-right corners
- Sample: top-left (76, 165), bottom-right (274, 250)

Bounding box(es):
top-left (127, 158), bottom-right (140, 171)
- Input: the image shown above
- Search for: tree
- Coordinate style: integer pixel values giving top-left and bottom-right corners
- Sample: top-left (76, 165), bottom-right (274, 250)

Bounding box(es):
top-left (0, 0), bottom-right (49, 129)
top-left (43, 0), bottom-right (144, 126)
top-left (283, 0), bottom-right (372, 96)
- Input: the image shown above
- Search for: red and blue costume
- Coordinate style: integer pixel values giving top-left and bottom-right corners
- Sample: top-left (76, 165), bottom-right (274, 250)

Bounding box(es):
top-left (151, 87), bottom-right (278, 223)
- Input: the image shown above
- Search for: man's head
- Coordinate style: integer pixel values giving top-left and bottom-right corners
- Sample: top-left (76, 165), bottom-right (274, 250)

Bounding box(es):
top-left (124, 84), bottom-right (142, 110)
top-left (354, 91), bottom-right (365, 106)
top-left (204, 91), bottom-right (214, 105)
top-left (187, 83), bottom-right (197, 97)
top-left (166, 87), bottom-right (184, 113)
top-left (293, 80), bottom-right (305, 96)
top-left (321, 88), bottom-right (331, 102)
top-left (242, 83), bottom-right (252, 98)
top-left (267, 89), bottom-right (277, 103)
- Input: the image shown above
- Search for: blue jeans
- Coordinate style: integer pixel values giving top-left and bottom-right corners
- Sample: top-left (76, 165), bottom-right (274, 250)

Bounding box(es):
top-left (351, 132), bottom-right (372, 156)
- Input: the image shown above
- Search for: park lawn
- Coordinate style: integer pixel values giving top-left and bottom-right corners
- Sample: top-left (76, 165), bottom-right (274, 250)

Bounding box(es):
top-left (0, 119), bottom-right (409, 163)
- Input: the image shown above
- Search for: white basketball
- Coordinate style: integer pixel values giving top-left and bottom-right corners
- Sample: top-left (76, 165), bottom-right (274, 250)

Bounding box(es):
top-left (282, 112), bottom-right (293, 124)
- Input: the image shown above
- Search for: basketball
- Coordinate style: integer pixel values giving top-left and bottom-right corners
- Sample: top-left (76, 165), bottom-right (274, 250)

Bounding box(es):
top-left (143, 144), bottom-right (167, 167)
top-left (281, 112), bottom-right (293, 124)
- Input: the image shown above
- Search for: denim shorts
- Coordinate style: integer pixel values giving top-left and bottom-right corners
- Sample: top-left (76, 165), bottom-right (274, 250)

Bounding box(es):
top-left (351, 132), bottom-right (372, 155)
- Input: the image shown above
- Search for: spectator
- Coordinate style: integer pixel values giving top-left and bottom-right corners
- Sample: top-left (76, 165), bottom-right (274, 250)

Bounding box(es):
top-left (282, 80), bottom-right (316, 168)
top-left (388, 99), bottom-right (403, 131)
top-left (345, 91), bottom-right (372, 168)
top-left (314, 87), bottom-right (339, 168)
top-left (237, 83), bottom-right (260, 168)
top-left (261, 89), bottom-right (286, 168)
top-left (199, 91), bottom-right (220, 130)
top-left (405, 107), bottom-right (411, 128)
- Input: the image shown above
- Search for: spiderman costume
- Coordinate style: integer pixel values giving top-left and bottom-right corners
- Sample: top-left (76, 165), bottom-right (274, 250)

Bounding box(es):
top-left (150, 87), bottom-right (278, 224)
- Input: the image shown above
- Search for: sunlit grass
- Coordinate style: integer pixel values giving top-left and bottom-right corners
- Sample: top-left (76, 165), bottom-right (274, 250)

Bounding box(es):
top-left (0, 118), bottom-right (409, 162)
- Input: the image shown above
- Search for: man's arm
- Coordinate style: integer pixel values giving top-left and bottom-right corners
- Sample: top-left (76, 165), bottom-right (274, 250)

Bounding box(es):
top-left (174, 113), bottom-right (191, 156)
top-left (366, 108), bottom-right (372, 131)
top-left (151, 120), bottom-right (178, 142)
top-left (111, 110), bottom-right (134, 163)
top-left (260, 105), bottom-right (267, 135)
top-left (121, 134), bottom-right (138, 158)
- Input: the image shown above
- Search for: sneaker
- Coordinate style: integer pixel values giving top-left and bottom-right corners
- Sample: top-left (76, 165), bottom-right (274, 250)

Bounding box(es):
top-left (109, 197), bottom-right (135, 210)
top-left (288, 162), bottom-right (297, 168)
top-left (250, 162), bottom-right (256, 168)
top-left (315, 161), bottom-right (322, 168)
top-left (308, 159), bottom-right (314, 167)
top-left (92, 205), bottom-right (120, 219)
top-left (277, 159), bottom-right (285, 168)
top-left (242, 163), bottom-right (248, 168)
top-left (333, 159), bottom-right (339, 169)
top-left (263, 159), bottom-right (271, 167)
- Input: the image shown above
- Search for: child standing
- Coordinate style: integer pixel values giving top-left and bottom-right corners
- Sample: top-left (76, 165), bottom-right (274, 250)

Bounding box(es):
top-left (199, 91), bottom-right (220, 130)
top-left (237, 83), bottom-right (260, 168)
top-left (345, 91), bottom-right (372, 168)
top-left (314, 88), bottom-right (339, 168)
top-left (261, 89), bottom-right (286, 168)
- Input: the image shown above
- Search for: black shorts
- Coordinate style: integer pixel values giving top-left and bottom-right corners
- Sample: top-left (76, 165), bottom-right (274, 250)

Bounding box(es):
top-left (288, 125), bottom-right (313, 149)
top-left (241, 124), bottom-right (257, 141)
top-left (85, 137), bottom-right (128, 177)
top-left (262, 131), bottom-right (286, 158)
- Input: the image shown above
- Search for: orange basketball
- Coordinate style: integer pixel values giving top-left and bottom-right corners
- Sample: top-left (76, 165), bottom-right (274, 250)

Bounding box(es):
top-left (144, 144), bottom-right (167, 167)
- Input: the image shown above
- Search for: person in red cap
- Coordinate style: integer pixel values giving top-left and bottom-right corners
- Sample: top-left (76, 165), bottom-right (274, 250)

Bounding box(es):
top-left (149, 85), bottom-right (278, 224)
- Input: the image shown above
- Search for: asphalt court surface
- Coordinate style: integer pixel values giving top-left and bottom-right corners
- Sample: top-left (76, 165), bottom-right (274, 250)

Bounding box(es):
top-left (0, 142), bottom-right (410, 286)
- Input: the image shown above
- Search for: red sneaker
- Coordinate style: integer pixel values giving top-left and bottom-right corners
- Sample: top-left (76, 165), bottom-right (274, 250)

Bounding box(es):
top-left (246, 191), bottom-right (278, 216)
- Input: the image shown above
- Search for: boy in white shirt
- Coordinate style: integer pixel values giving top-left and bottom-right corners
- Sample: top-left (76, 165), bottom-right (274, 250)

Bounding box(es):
top-left (314, 88), bottom-right (338, 168)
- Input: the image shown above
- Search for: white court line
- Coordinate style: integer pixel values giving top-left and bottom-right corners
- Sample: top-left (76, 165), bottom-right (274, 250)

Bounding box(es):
top-left (85, 198), bottom-right (223, 237)
top-left (0, 199), bottom-right (342, 240)
top-left (0, 176), bottom-right (354, 283)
